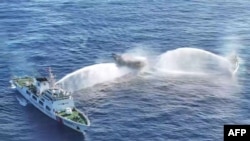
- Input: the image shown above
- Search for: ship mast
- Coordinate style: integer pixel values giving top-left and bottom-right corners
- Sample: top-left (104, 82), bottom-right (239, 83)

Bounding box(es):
top-left (48, 67), bottom-right (56, 88)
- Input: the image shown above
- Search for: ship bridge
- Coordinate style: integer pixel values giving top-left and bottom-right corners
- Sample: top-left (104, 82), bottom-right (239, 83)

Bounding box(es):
top-left (42, 88), bottom-right (72, 101)
top-left (33, 77), bottom-right (50, 95)
top-left (42, 88), bottom-right (75, 111)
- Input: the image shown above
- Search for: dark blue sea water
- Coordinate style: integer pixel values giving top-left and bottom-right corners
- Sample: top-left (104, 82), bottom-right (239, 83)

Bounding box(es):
top-left (1, 0), bottom-right (250, 141)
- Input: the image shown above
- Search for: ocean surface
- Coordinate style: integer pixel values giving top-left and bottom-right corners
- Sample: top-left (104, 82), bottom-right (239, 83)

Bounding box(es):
top-left (1, 0), bottom-right (250, 141)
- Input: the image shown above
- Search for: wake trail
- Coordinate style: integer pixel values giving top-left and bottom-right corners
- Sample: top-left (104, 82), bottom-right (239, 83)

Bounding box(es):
top-left (16, 96), bottom-right (28, 107)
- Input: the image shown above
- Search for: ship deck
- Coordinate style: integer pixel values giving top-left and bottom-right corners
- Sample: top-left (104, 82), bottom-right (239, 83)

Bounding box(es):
top-left (14, 77), bottom-right (34, 87)
top-left (14, 77), bottom-right (37, 94)
top-left (58, 109), bottom-right (89, 125)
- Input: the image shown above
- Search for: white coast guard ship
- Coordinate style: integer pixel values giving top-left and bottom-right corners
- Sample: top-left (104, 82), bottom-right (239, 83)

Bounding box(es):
top-left (11, 68), bottom-right (90, 133)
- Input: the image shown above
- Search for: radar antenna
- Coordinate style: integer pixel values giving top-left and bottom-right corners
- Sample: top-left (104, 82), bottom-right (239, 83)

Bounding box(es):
top-left (48, 67), bottom-right (56, 88)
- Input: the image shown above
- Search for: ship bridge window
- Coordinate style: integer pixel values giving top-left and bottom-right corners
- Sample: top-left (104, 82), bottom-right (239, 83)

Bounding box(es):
top-left (39, 101), bottom-right (44, 106)
top-left (46, 106), bottom-right (51, 111)
top-left (26, 90), bottom-right (31, 95)
top-left (32, 95), bottom-right (37, 101)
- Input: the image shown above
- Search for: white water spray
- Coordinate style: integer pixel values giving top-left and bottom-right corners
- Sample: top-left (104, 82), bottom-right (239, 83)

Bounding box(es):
top-left (154, 48), bottom-right (234, 75)
top-left (56, 47), bottom-right (238, 92)
top-left (56, 63), bottom-right (131, 92)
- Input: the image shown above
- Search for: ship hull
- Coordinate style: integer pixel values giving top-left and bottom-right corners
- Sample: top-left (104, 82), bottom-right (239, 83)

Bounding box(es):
top-left (56, 115), bottom-right (88, 132)
top-left (15, 83), bottom-right (55, 119)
